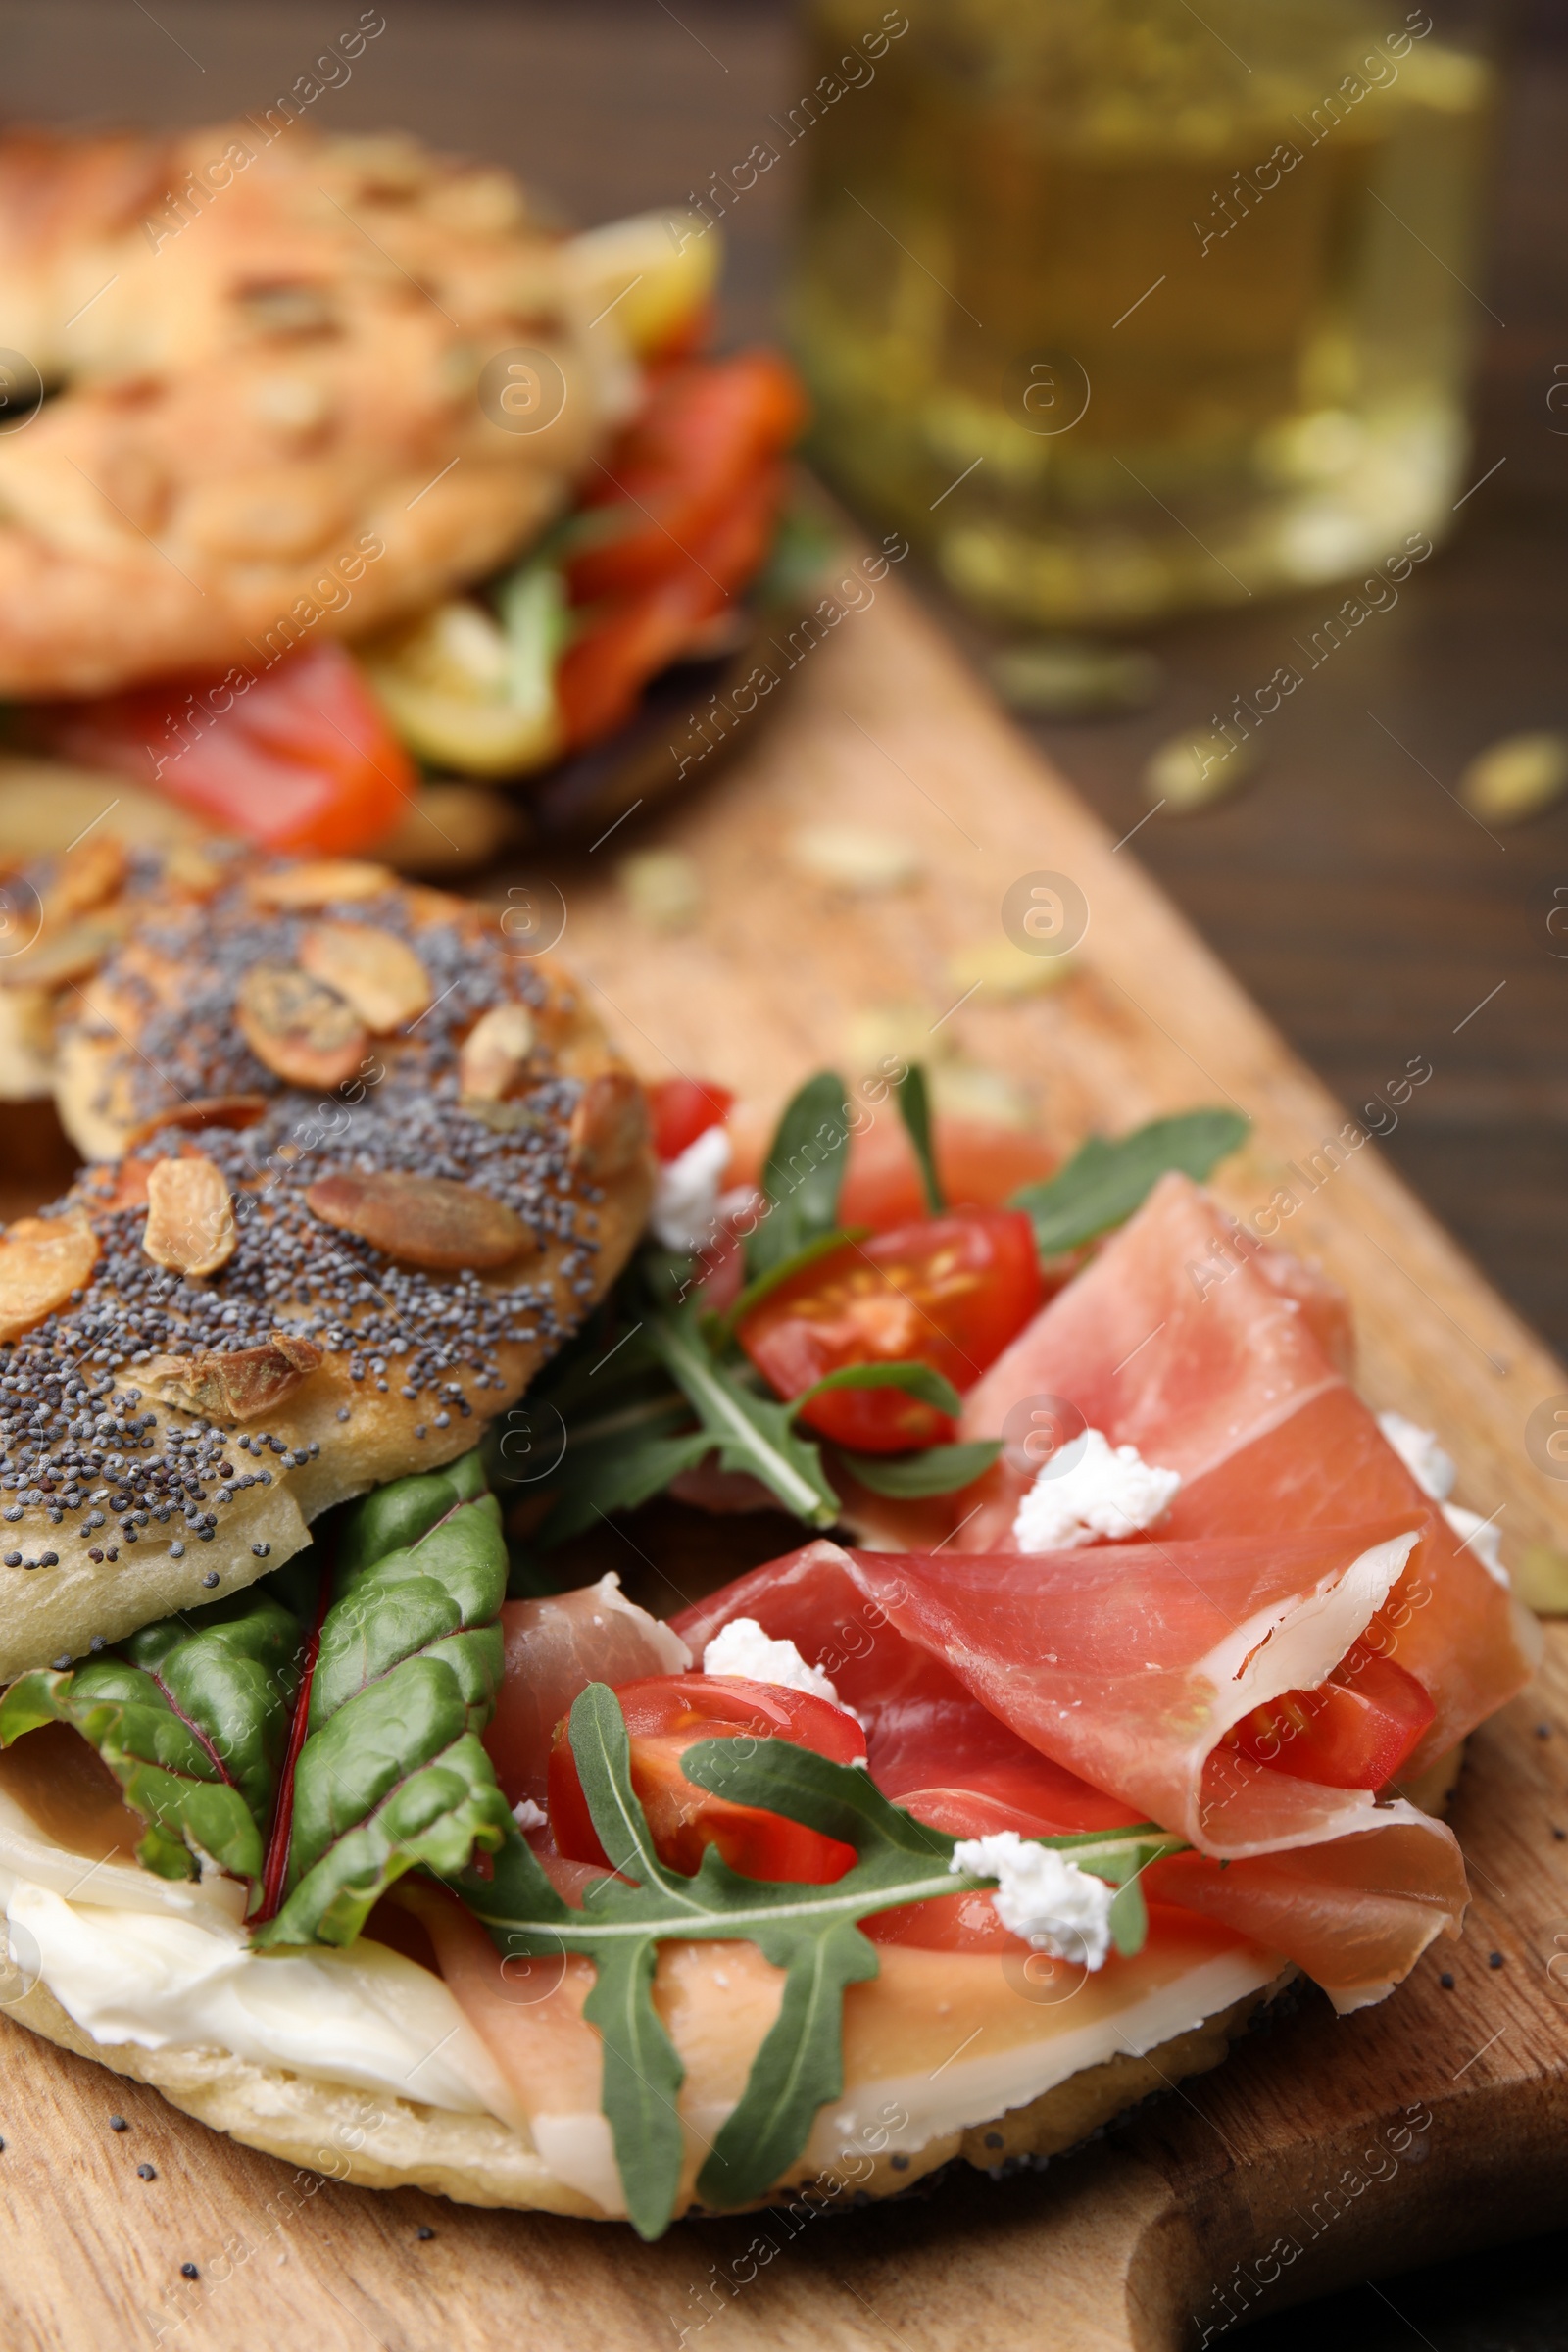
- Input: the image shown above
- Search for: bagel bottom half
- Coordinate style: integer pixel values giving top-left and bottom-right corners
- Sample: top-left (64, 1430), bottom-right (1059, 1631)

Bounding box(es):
top-left (6, 1962), bottom-right (1293, 2220)
top-left (0, 1726), bottom-right (1461, 2223)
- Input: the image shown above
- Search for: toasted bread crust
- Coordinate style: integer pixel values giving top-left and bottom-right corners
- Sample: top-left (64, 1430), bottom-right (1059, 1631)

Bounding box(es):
top-left (0, 849), bottom-right (651, 1678)
top-left (0, 124), bottom-right (618, 694)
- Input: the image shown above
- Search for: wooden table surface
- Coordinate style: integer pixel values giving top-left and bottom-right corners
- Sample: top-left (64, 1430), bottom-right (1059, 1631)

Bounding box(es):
top-left (4, 4), bottom-right (1568, 2343)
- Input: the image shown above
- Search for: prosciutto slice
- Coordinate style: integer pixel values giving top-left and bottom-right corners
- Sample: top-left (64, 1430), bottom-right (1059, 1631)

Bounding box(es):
top-left (958, 1173), bottom-right (1538, 1764)
top-left (677, 1533), bottom-right (1444, 1858)
top-left (674, 1540), bottom-right (1467, 2009)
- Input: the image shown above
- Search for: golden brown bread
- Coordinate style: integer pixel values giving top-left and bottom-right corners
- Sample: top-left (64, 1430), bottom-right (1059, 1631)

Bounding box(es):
top-left (0, 123), bottom-right (625, 694)
top-left (0, 850), bottom-right (652, 1678)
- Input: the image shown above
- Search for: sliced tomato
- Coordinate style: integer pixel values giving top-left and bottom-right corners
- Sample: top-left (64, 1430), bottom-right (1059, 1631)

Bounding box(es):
top-left (1227, 1651), bottom-right (1435, 1790)
top-left (32, 642), bottom-right (414, 855)
top-left (568, 351), bottom-right (806, 604)
top-left (548, 1671), bottom-right (864, 1884)
top-left (836, 1116), bottom-right (1062, 1233)
top-left (738, 1211), bottom-right (1044, 1453)
top-left (648, 1077), bottom-right (734, 1162)
top-left (556, 460), bottom-right (784, 750)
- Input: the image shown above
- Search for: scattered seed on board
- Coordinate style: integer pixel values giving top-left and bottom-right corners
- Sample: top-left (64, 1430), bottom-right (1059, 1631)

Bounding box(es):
top-left (1144, 729), bottom-right (1260, 812)
top-left (137, 2163), bottom-right (156, 2180)
top-left (1459, 731), bottom-right (1568, 826)
top-left (988, 639), bottom-right (1163, 720)
top-left (181, 2263), bottom-right (199, 2280)
top-left (1488, 1950), bottom-right (1504, 1969)
top-left (416, 2226), bottom-right (435, 2241)
top-left (110, 2116), bottom-right (127, 2132)
top-left (1440, 1971), bottom-right (1455, 1988)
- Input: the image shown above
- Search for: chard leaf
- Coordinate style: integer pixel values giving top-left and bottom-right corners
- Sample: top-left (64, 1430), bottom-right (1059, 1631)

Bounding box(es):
top-left (451, 1688), bottom-right (1185, 2234)
top-left (1011, 1109), bottom-right (1250, 1258)
top-left (893, 1062), bottom-right (944, 1213)
top-left (645, 1308), bottom-right (841, 1529)
top-left (794, 1360), bottom-right (963, 1420)
top-left (0, 1586), bottom-right (306, 1887)
top-left (749, 1071), bottom-right (853, 1277)
top-left (253, 1450), bottom-right (514, 1948)
top-left (835, 1439), bottom-right (1003, 1497)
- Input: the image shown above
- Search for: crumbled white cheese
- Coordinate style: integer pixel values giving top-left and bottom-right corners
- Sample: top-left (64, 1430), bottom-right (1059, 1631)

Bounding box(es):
top-left (1377, 1412), bottom-right (1506, 1584)
top-left (650, 1121), bottom-right (731, 1252)
top-left (512, 1797), bottom-right (548, 1832)
top-left (1377, 1410), bottom-right (1456, 1503)
top-left (702, 1617), bottom-right (845, 1706)
top-left (1010, 1428), bottom-right (1180, 1552)
top-left (949, 1834), bottom-right (1114, 1972)
top-left (1443, 1502), bottom-right (1508, 1588)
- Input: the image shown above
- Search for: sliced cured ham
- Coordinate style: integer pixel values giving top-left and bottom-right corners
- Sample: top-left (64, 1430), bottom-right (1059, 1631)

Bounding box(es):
top-left (483, 1573), bottom-right (691, 1807)
top-left (674, 1539), bottom-right (1467, 2009)
top-left (676, 1535), bottom-right (1443, 1858)
top-left (957, 1174), bottom-right (1538, 1766)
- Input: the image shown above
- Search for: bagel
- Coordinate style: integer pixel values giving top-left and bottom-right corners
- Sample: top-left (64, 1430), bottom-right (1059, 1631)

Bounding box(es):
top-left (0, 1688), bottom-right (1294, 2221)
top-left (0, 123), bottom-right (625, 695)
top-left (0, 847), bottom-right (652, 1680)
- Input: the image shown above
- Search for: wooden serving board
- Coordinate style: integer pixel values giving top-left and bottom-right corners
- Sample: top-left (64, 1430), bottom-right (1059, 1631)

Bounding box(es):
top-left (3, 576), bottom-right (1568, 2351)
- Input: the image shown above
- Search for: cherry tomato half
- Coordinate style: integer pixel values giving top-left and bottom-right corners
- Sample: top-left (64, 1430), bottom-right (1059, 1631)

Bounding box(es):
top-left (567, 352), bottom-right (806, 605)
top-left (548, 1672), bottom-right (865, 1884)
top-left (836, 1117), bottom-right (1061, 1234)
top-left (556, 460), bottom-right (785, 750)
top-left (737, 1211), bottom-right (1044, 1453)
top-left (32, 641), bottom-right (415, 855)
top-left (648, 1078), bottom-right (734, 1162)
top-left (1227, 1651), bottom-right (1435, 1790)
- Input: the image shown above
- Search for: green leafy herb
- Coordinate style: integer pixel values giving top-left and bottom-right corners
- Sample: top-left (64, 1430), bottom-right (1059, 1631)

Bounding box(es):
top-left (721, 1224), bottom-right (869, 1333)
top-left (644, 1307), bottom-right (840, 1529)
top-left (749, 1070), bottom-right (853, 1277)
top-left (0, 1584), bottom-right (308, 1891)
top-left (451, 1685), bottom-right (1183, 2238)
top-left (835, 1439), bottom-right (1003, 1497)
top-left (537, 1410), bottom-right (711, 1547)
top-left (1011, 1108), bottom-right (1250, 1258)
top-left (794, 1359), bottom-right (963, 1420)
top-left (254, 1453), bottom-right (514, 1947)
top-left (894, 1062), bottom-right (944, 1213)
top-left (495, 558), bottom-right (569, 720)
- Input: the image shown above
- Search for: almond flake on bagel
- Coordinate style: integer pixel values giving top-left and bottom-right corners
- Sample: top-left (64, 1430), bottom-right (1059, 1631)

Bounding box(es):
top-left (0, 847), bottom-right (652, 1679)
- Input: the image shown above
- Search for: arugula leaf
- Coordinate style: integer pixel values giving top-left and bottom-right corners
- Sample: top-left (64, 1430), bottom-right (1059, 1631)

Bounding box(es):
top-left (451, 1686), bottom-right (1185, 2235)
top-left (1011, 1108), bottom-right (1250, 1258)
top-left (253, 1453), bottom-right (514, 1948)
top-left (894, 1062), bottom-right (944, 1213)
top-left (644, 1307), bottom-right (841, 1529)
top-left (0, 1584), bottom-right (307, 1889)
top-left (749, 1070), bottom-right (853, 1277)
top-left (835, 1439), bottom-right (1002, 1497)
top-left (537, 1414), bottom-right (712, 1547)
top-left (794, 1360), bottom-right (963, 1420)
top-left (721, 1224), bottom-right (870, 1333)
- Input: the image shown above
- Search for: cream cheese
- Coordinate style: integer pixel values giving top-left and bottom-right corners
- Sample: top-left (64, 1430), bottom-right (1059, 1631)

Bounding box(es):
top-left (1378, 1409), bottom-right (1508, 1586)
top-left (1011, 1428), bottom-right (1180, 1551)
top-left (0, 1797), bottom-right (522, 2129)
top-left (948, 1834), bottom-right (1115, 1969)
top-left (701, 1615), bottom-right (847, 1705)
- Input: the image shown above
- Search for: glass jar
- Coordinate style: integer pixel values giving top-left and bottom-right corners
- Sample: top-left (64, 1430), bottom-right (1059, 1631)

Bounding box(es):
top-left (789, 0), bottom-right (1498, 627)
